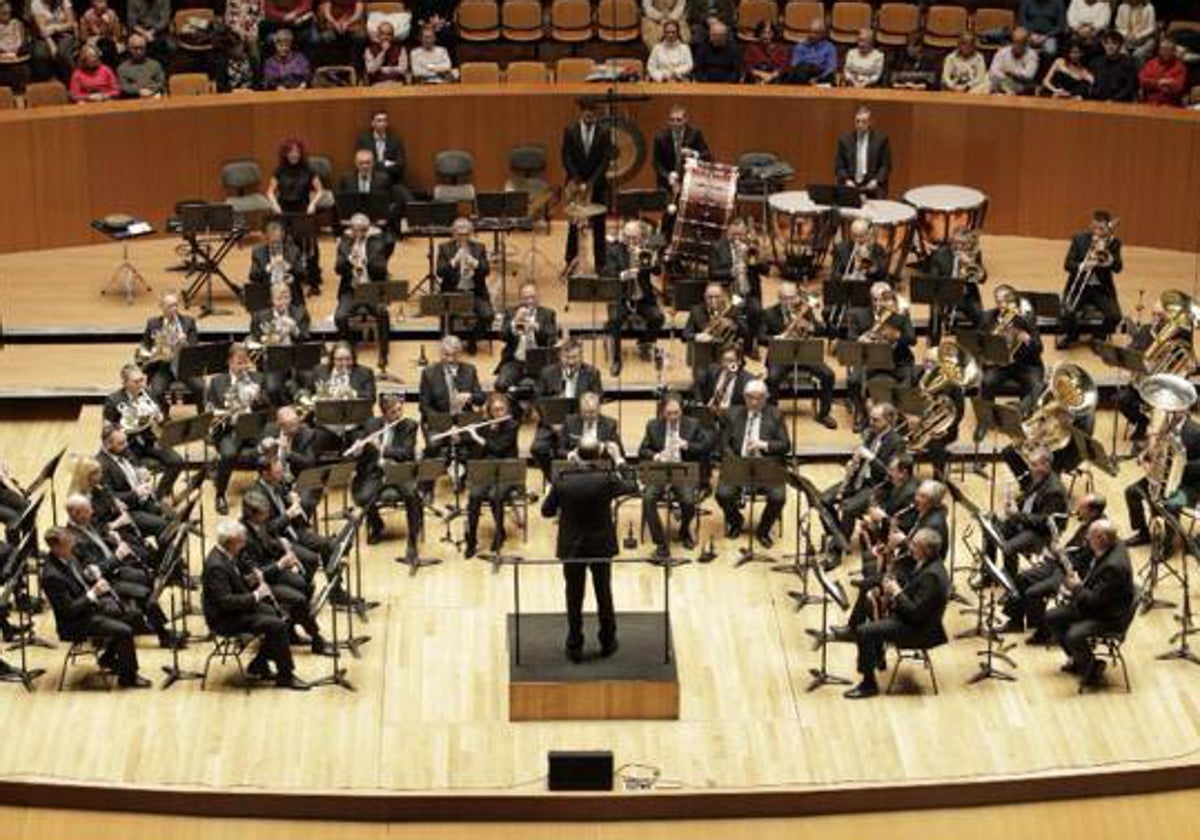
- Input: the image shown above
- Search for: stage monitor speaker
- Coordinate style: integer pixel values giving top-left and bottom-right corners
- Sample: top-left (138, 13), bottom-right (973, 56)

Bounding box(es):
top-left (547, 750), bottom-right (614, 791)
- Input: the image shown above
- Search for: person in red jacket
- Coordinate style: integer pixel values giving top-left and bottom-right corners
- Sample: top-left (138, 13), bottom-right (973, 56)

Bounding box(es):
top-left (1138, 38), bottom-right (1186, 106)
top-left (68, 43), bottom-right (119, 102)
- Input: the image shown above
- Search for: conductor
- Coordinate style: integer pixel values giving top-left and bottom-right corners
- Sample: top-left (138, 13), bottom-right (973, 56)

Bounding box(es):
top-left (541, 435), bottom-right (637, 663)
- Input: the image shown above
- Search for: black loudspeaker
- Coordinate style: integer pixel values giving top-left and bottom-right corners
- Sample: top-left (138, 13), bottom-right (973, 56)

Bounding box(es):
top-left (547, 750), bottom-right (614, 791)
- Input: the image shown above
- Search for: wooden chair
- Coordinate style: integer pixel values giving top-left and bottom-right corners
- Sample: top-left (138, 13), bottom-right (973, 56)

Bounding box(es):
top-left (24, 80), bottom-right (68, 108)
top-left (972, 7), bottom-right (1014, 52)
top-left (613, 56), bottom-right (644, 80)
top-left (168, 72), bottom-right (213, 96)
top-left (0, 86), bottom-right (16, 109)
top-left (550, 0), bottom-right (594, 46)
top-left (830, 2), bottom-right (873, 45)
top-left (596, 0), bottom-right (640, 43)
top-left (502, 0), bottom-right (545, 43)
top-left (737, 0), bottom-right (778, 41)
top-left (555, 57), bottom-right (595, 82)
top-left (783, 1), bottom-right (826, 43)
top-left (506, 60), bottom-right (551, 83)
top-left (924, 5), bottom-right (968, 50)
top-left (457, 0), bottom-right (502, 43)
top-left (876, 3), bottom-right (920, 47)
top-left (460, 61), bottom-right (502, 83)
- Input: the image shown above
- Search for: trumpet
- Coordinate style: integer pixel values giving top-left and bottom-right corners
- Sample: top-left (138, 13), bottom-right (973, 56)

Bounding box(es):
top-left (511, 305), bottom-right (538, 363)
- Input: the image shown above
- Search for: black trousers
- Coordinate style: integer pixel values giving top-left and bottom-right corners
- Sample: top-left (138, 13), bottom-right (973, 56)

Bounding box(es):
top-left (767, 361), bottom-right (835, 418)
top-left (335, 298), bottom-right (393, 366)
top-left (530, 426), bottom-right (558, 482)
top-left (213, 433), bottom-right (256, 497)
top-left (563, 560), bottom-right (615, 652)
top-left (1060, 284), bottom-right (1120, 343)
top-left (77, 613), bottom-right (139, 684)
top-left (820, 483), bottom-right (874, 555)
top-left (982, 363), bottom-right (1044, 414)
top-left (1116, 385), bottom-right (1149, 439)
top-left (853, 616), bottom-right (920, 677)
top-left (606, 299), bottom-right (666, 356)
top-left (271, 575), bottom-right (322, 641)
top-left (466, 484), bottom-right (514, 549)
top-left (644, 484), bottom-right (698, 548)
top-left (984, 518), bottom-right (1049, 582)
top-left (1003, 558), bottom-right (1064, 631)
top-left (448, 296), bottom-right (495, 349)
top-left (353, 475), bottom-right (423, 546)
top-left (716, 483), bottom-right (785, 535)
top-left (129, 437), bottom-right (183, 501)
top-left (223, 606), bottom-right (295, 677)
top-left (1125, 477), bottom-right (1152, 535)
top-left (144, 364), bottom-right (203, 411)
top-left (565, 214), bottom-right (607, 273)
top-left (1045, 603), bottom-right (1119, 672)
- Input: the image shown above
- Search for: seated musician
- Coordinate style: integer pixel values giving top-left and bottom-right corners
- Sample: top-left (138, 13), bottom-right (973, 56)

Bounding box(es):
top-left (1058, 210), bottom-right (1122, 349)
top-left (847, 283), bottom-right (915, 428)
top-left (349, 393), bottom-right (423, 554)
top-left (250, 456), bottom-right (330, 577)
top-left (42, 527), bottom-right (152, 689)
top-left (201, 519), bottom-right (310, 690)
top-left (909, 341), bottom-right (968, 481)
top-left (334, 213), bottom-right (393, 363)
top-left (418, 335), bottom-right (486, 462)
top-left (249, 219), bottom-right (306, 302)
top-left (762, 281), bottom-right (836, 429)
top-left (530, 340), bottom-right (603, 481)
top-left (464, 393), bottom-right (520, 559)
top-left (96, 425), bottom-right (170, 540)
top-left (985, 447), bottom-right (1068, 581)
top-left (694, 344), bottom-right (752, 417)
top-left (250, 281), bottom-right (311, 406)
top-left (314, 340), bottom-right (378, 403)
top-left (72, 458), bottom-right (161, 582)
top-left (639, 392), bottom-right (713, 558)
top-left (1045, 519), bottom-right (1135, 687)
top-left (239, 490), bottom-right (334, 656)
top-left (207, 342), bottom-right (272, 515)
top-left (977, 284), bottom-right (1045, 436)
top-left (715, 380), bottom-right (790, 549)
top-left (1125, 407), bottom-right (1200, 547)
top-left (263, 406), bottom-right (320, 493)
top-left (1003, 493), bottom-right (1106, 642)
top-left (137, 291), bottom-right (200, 409)
top-left (843, 528), bottom-right (949, 699)
top-left (436, 217), bottom-right (492, 355)
top-left (337, 148), bottom-right (392, 204)
top-left (1116, 296), bottom-right (1194, 442)
top-left (820, 402), bottom-right (906, 570)
top-left (683, 282), bottom-right (753, 357)
top-left (708, 218), bottom-right (765, 352)
top-left (926, 229), bottom-right (986, 335)
top-left (559, 391), bottom-right (625, 463)
top-left (494, 281), bottom-right (560, 397)
top-left (856, 454), bottom-right (918, 562)
top-left (602, 219), bottom-right (665, 378)
top-left (829, 218), bottom-right (888, 285)
top-left (102, 363), bottom-right (183, 500)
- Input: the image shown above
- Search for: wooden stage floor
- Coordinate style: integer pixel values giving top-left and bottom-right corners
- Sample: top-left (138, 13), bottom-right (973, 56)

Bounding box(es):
top-left (0, 228), bottom-right (1197, 799)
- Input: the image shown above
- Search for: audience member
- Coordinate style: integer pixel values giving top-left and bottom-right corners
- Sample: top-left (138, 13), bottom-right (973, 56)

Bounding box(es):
top-left (117, 32), bottom-right (164, 98)
top-left (1115, 0), bottom-right (1156, 65)
top-left (642, 0), bottom-right (687, 49)
top-left (786, 18), bottom-right (836, 84)
top-left (990, 26), bottom-right (1040, 94)
top-left (889, 30), bottom-right (938, 90)
top-left (225, 0), bottom-right (264, 61)
top-left (363, 20), bottom-right (406, 84)
top-left (126, 0), bottom-right (172, 63)
top-left (684, 0), bottom-right (734, 43)
top-left (0, 1), bottom-right (31, 93)
top-left (1018, 0), bottom-right (1066, 57)
top-left (216, 30), bottom-right (257, 91)
top-left (942, 32), bottom-right (989, 93)
top-left (409, 23), bottom-right (454, 82)
top-left (647, 19), bottom-right (692, 82)
top-left (1067, 0), bottom-right (1110, 57)
top-left (318, 0), bottom-right (366, 62)
top-left (68, 42), bottom-right (118, 101)
top-left (260, 0), bottom-right (318, 56)
top-left (261, 28), bottom-right (312, 89)
top-left (743, 20), bottom-right (789, 84)
top-left (842, 28), bottom-right (884, 87)
top-left (78, 0), bottom-right (123, 67)
top-left (366, 0), bottom-right (411, 43)
top-left (1042, 39), bottom-right (1094, 97)
top-left (1089, 29), bottom-right (1138, 101)
top-left (1139, 38), bottom-right (1186, 106)
top-left (692, 20), bottom-right (740, 83)
top-left (410, 0), bottom-right (456, 54)
top-left (30, 0), bottom-right (77, 81)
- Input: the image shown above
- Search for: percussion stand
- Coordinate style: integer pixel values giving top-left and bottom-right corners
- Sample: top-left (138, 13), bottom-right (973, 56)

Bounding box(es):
top-left (92, 217), bottom-right (154, 306)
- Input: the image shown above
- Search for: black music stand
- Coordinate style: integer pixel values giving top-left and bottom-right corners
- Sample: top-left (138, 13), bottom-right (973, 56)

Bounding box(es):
top-left (351, 280), bottom-right (409, 375)
top-left (768, 338), bottom-right (825, 445)
top-left (822, 279), bottom-right (871, 334)
top-left (466, 458), bottom-right (528, 570)
top-left (295, 460), bottom-right (356, 539)
top-left (233, 410), bottom-right (270, 447)
top-left (1093, 341), bottom-right (1147, 457)
top-left (910, 274), bottom-right (965, 348)
top-left (1151, 498), bottom-right (1200, 667)
top-left (180, 202), bottom-right (244, 318)
top-left (383, 460), bottom-right (444, 574)
top-left (334, 191), bottom-right (391, 227)
top-left (264, 342), bottom-right (322, 378)
top-left (406, 201), bottom-right (457, 297)
top-left (418, 291), bottom-right (474, 339)
top-left (567, 275), bottom-right (623, 369)
top-left (834, 340), bottom-right (893, 427)
top-left (720, 457), bottom-right (787, 567)
top-left (309, 514), bottom-right (360, 691)
top-left (158, 413), bottom-right (213, 561)
top-left (637, 461), bottom-right (700, 568)
top-left (242, 282), bottom-right (272, 314)
top-left (158, 503), bottom-right (205, 690)
top-left (477, 191), bottom-right (530, 308)
top-left (671, 278), bottom-right (711, 314)
top-left (966, 545), bottom-right (1019, 685)
top-left (779, 470), bottom-right (825, 612)
top-left (524, 347), bottom-right (557, 387)
top-left (24, 446), bottom-right (66, 529)
top-left (807, 560), bottom-right (852, 692)
top-left (616, 189), bottom-right (669, 222)
top-left (2, 497), bottom-right (53, 651)
top-left (535, 396), bottom-right (578, 429)
top-left (315, 399), bottom-right (374, 440)
top-left (0, 527), bottom-right (45, 691)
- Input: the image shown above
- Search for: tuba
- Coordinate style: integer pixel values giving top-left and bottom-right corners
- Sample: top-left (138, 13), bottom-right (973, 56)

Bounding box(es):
top-left (908, 340), bottom-right (980, 451)
top-left (1143, 291), bottom-right (1198, 377)
top-left (1137, 374), bottom-right (1197, 500)
top-left (1020, 363), bottom-right (1097, 454)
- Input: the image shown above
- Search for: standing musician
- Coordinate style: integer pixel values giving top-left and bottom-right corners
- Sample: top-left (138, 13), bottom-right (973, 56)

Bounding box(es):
top-left (463, 394), bottom-right (520, 559)
top-left (249, 282), bottom-right (310, 406)
top-left (559, 391), bottom-right (625, 462)
top-left (761, 281), bottom-right (836, 429)
top-left (436, 217), bottom-right (492, 355)
top-left (201, 520), bottom-right (311, 690)
top-left (1002, 493), bottom-right (1106, 642)
top-left (977, 284), bottom-right (1045, 431)
top-left (541, 436), bottom-right (638, 663)
top-left (834, 104), bottom-right (892, 199)
top-left (334, 213), bottom-right (393, 361)
top-left (694, 344), bottom-right (752, 416)
top-left (653, 104), bottom-right (711, 239)
top-left (418, 335), bottom-right (486, 462)
top-left (709, 218), bottom-right (766, 353)
top-left (715, 380), bottom-right (791, 548)
top-left (207, 342), bottom-right (271, 515)
top-left (313, 340), bottom-right (378, 404)
top-left (1125, 404), bottom-right (1200, 547)
top-left (639, 392), bottom-right (712, 558)
top-left (1058, 210), bottom-right (1122, 349)
top-left (926, 229), bottom-right (987, 338)
top-left (829, 218), bottom-right (888, 287)
top-left (102, 364), bottom-right (183, 500)
top-left (136, 291), bottom-right (200, 409)
top-left (561, 101), bottom-right (611, 274)
top-left (97, 425), bottom-right (171, 540)
top-left (494, 281), bottom-right (560, 396)
top-left (847, 283), bottom-right (915, 428)
top-left (984, 447), bottom-right (1068, 582)
top-left (249, 219), bottom-right (306, 302)
top-left (1045, 519), bottom-right (1135, 687)
top-left (348, 393), bottom-right (423, 554)
top-left (530, 340), bottom-right (603, 481)
top-left (820, 402), bottom-right (906, 570)
top-left (602, 219), bottom-right (665, 378)
top-left (683, 282), bottom-right (752, 353)
top-left (42, 527), bottom-right (152, 689)
top-left (1115, 294), bottom-right (1196, 443)
top-left (843, 528), bottom-right (948, 699)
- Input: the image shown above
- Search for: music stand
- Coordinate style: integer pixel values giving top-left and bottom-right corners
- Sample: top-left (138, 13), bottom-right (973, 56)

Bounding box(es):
top-left (807, 561), bottom-right (852, 691)
top-left (93, 215), bottom-right (154, 305)
top-left (688, 340), bottom-right (722, 376)
top-left (808, 183), bottom-right (862, 209)
top-left (233, 410), bottom-right (270, 447)
top-left (405, 201), bottom-right (457, 297)
top-left (834, 340), bottom-right (893, 427)
top-left (1093, 341), bottom-right (1147, 457)
top-left (179, 202), bottom-right (244, 317)
top-left (477, 191), bottom-right (530, 308)
top-left (1070, 427), bottom-right (1119, 477)
top-left (966, 547), bottom-right (1019, 685)
top-left (383, 461), bottom-right (444, 573)
top-left (823, 282), bottom-right (872, 334)
top-left (720, 457), bottom-right (787, 566)
top-left (466, 459), bottom-right (528, 570)
top-left (242, 282), bottom-right (271, 314)
top-left (334, 191), bottom-right (391, 227)
top-left (616, 189), bottom-right (669, 221)
top-left (534, 396), bottom-right (578, 430)
top-left (567, 276), bottom-right (623, 369)
top-left (264, 342), bottom-right (323, 378)
top-left (768, 338), bottom-right (824, 445)
top-left (637, 461), bottom-right (700, 568)
top-left (0, 526), bottom-right (45, 691)
top-left (910, 274), bottom-right (965, 348)
top-left (158, 412), bottom-right (213, 562)
top-left (24, 446), bottom-right (65, 528)
top-left (418, 291), bottom-right (474, 339)
top-left (778, 470), bottom-right (826, 611)
top-left (309, 513), bottom-right (360, 691)
top-left (1151, 498), bottom-right (1200, 667)
top-left (314, 399), bottom-right (374, 440)
top-left (351, 280), bottom-right (409, 375)
top-left (523, 347), bottom-right (557, 386)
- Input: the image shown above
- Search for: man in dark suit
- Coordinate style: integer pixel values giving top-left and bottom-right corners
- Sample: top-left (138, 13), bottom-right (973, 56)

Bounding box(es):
top-left (337, 147), bottom-right (394, 220)
top-left (355, 110), bottom-right (410, 201)
top-left (1115, 299), bottom-right (1193, 443)
top-left (530, 341), bottom-right (603, 480)
top-left (977, 285), bottom-right (1046, 429)
top-left (653, 104), bottom-right (711, 239)
top-left (829, 217), bottom-right (889, 286)
top-left (561, 102), bottom-right (611, 273)
top-left (42, 527), bottom-right (150, 688)
top-left (557, 392), bottom-right (624, 461)
top-left (201, 519), bottom-right (309, 689)
top-left (436, 217), bottom-right (493, 354)
top-left (97, 425), bottom-right (171, 539)
top-left (102, 364), bottom-right (183, 500)
top-left (844, 528), bottom-right (949, 699)
top-left (463, 395), bottom-right (520, 558)
top-left (249, 282), bottom-right (311, 406)
top-left (541, 438), bottom-right (638, 662)
top-left (1126, 414), bottom-right (1200, 546)
top-left (262, 406), bottom-right (321, 508)
top-left (601, 220), bottom-right (665, 377)
top-left (639, 393), bottom-right (712, 557)
top-left (334, 213), bottom-right (393, 364)
top-left (419, 335), bottom-right (486, 461)
top-left (761, 281), bottom-right (836, 429)
top-left (248, 220), bottom-right (306, 303)
top-left (926, 229), bottom-right (987, 335)
top-left (249, 456), bottom-right (329, 576)
top-left (708, 218), bottom-right (765, 352)
top-left (1045, 520), bottom-right (1135, 687)
top-left (137, 291), bottom-right (201, 409)
top-left (715, 380), bottom-right (791, 548)
top-left (694, 344), bottom-right (752, 415)
top-left (494, 281), bottom-right (559, 395)
top-left (206, 343), bottom-right (271, 515)
top-left (1058, 210), bottom-right (1123, 349)
top-left (682, 282), bottom-right (752, 354)
top-left (349, 394), bottom-right (423, 553)
top-left (313, 341), bottom-right (378, 404)
top-left (834, 104), bottom-right (891, 198)
top-left (986, 447), bottom-right (1068, 581)
top-left (846, 282), bottom-right (916, 426)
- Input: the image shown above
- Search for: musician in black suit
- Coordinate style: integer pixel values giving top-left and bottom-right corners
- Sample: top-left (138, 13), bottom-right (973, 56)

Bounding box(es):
top-left (977, 285), bottom-right (1045, 430)
top-left (1115, 299), bottom-right (1193, 442)
top-left (1003, 494), bottom-right (1106, 642)
top-left (201, 520), bottom-right (310, 689)
top-left (1058, 210), bottom-right (1123, 349)
top-left (97, 426), bottom-right (170, 539)
top-left (1045, 520), bottom-right (1135, 686)
top-left (334, 213), bottom-right (393, 364)
top-left (463, 395), bottom-right (520, 558)
top-left (926, 229), bottom-right (987, 335)
top-left (494, 281), bottom-right (560, 396)
top-left (682, 282), bottom-right (752, 353)
top-left (653, 104), bottom-right (711, 239)
top-left (42, 527), bottom-right (150, 688)
top-left (206, 343), bottom-right (271, 515)
top-left (530, 341), bottom-right (602, 480)
top-left (349, 394), bottom-right (423, 554)
top-left (137, 291), bottom-right (201, 409)
top-left (985, 447), bottom-right (1068, 581)
top-left (715, 380), bottom-right (790, 548)
top-left (561, 102), bottom-right (611, 273)
top-left (1125, 414), bottom-right (1200, 546)
top-left (314, 341), bottom-right (378, 404)
top-left (102, 364), bottom-right (183, 500)
top-left (761, 282), bottom-right (836, 429)
top-left (557, 392), bottom-right (625, 461)
top-left (639, 393), bottom-right (712, 557)
top-left (820, 402), bottom-right (906, 570)
top-left (249, 220), bottom-right (306, 303)
top-left (337, 148), bottom-right (394, 208)
top-left (694, 344), bottom-right (752, 416)
top-left (250, 456), bottom-right (330, 577)
top-left (858, 455), bottom-right (919, 556)
top-left (436, 217), bottom-right (493, 354)
top-left (873, 479), bottom-right (950, 571)
top-left (541, 437), bottom-right (638, 662)
top-left (829, 217), bottom-right (889, 287)
top-left (249, 282), bottom-right (311, 406)
top-left (601, 220), bottom-right (665, 377)
top-left (262, 406), bottom-right (321, 509)
top-left (844, 528), bottom-right (949, 699)
top-left (847, 283), bottom-right (916, 426)
top-left (419, 335), bottom-right (486, 418)
top-left (708, 218), bottom-right (765, 352)
top-left (834, 104), bottom-right (891, 198)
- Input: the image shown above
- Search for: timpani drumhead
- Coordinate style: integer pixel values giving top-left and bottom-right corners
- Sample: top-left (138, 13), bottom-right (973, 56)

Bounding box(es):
top-left (768, 190), bottom-right (827, 216)
top-left (903, 184), bottom-right (987, 212)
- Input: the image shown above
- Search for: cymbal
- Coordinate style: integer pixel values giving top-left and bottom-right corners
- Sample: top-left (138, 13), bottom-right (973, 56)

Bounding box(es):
top-left (565, 201), bottom-right (607, 220)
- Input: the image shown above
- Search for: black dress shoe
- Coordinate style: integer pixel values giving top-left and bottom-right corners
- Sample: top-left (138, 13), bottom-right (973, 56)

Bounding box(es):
top-left (119, 674), bottom-right (153, 689)
top-left (816, 414), bottom-right (837, 430)
top-left (247, 657), bottom-right (274, 680)
top-left (843, 681), bottom-right (879, 700)
top-left (464, 540), bottom-right (478, 559)
top-left (1060, 659), bottom-right (1082, 674)
top-left (600, 640), bottom-right (619, 658)
top-left (214, 495), bottom-right (229, 515)
top-left (275, 674), bottom-right (312, 691)
top-left (681, 531), bottom-right (696, 551)
top-left (1081, 659), bottom-right (1107, 687)
top-left (1127, 531), bottom-right (1152, 548)
top-left (756, 530), bottom-right (775, 550)
top-left (366, 526), bottom-right (384, 546)
top-left (311, 637), bottom-right (337, 657)
top-left (491, 529), bottom-right (507, 553)
top-left (653, 544), bottom-right (670, 562)
top-left (565, 647), bottom-right (583, 664)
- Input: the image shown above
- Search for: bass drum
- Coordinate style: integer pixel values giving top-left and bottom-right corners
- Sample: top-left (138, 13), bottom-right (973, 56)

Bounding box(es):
top-left (600, 113), bottom-right (647, 186)
top-left (669, 160), bottom-right (739, 264)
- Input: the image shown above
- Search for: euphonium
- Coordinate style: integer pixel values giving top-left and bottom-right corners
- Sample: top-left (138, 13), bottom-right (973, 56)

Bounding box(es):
top-left (1019, 363), bottom-right (1097, 454)
top-left (908, 341), bottom-right (981, 451)
top-left (992, 297), bottom-right (1029, 362)
top-left (1143, 291), bottom-right (1198, 377)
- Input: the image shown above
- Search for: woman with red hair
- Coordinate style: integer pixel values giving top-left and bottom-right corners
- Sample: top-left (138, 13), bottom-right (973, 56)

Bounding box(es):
top-left (267, 137), bottom-right (326, 293)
